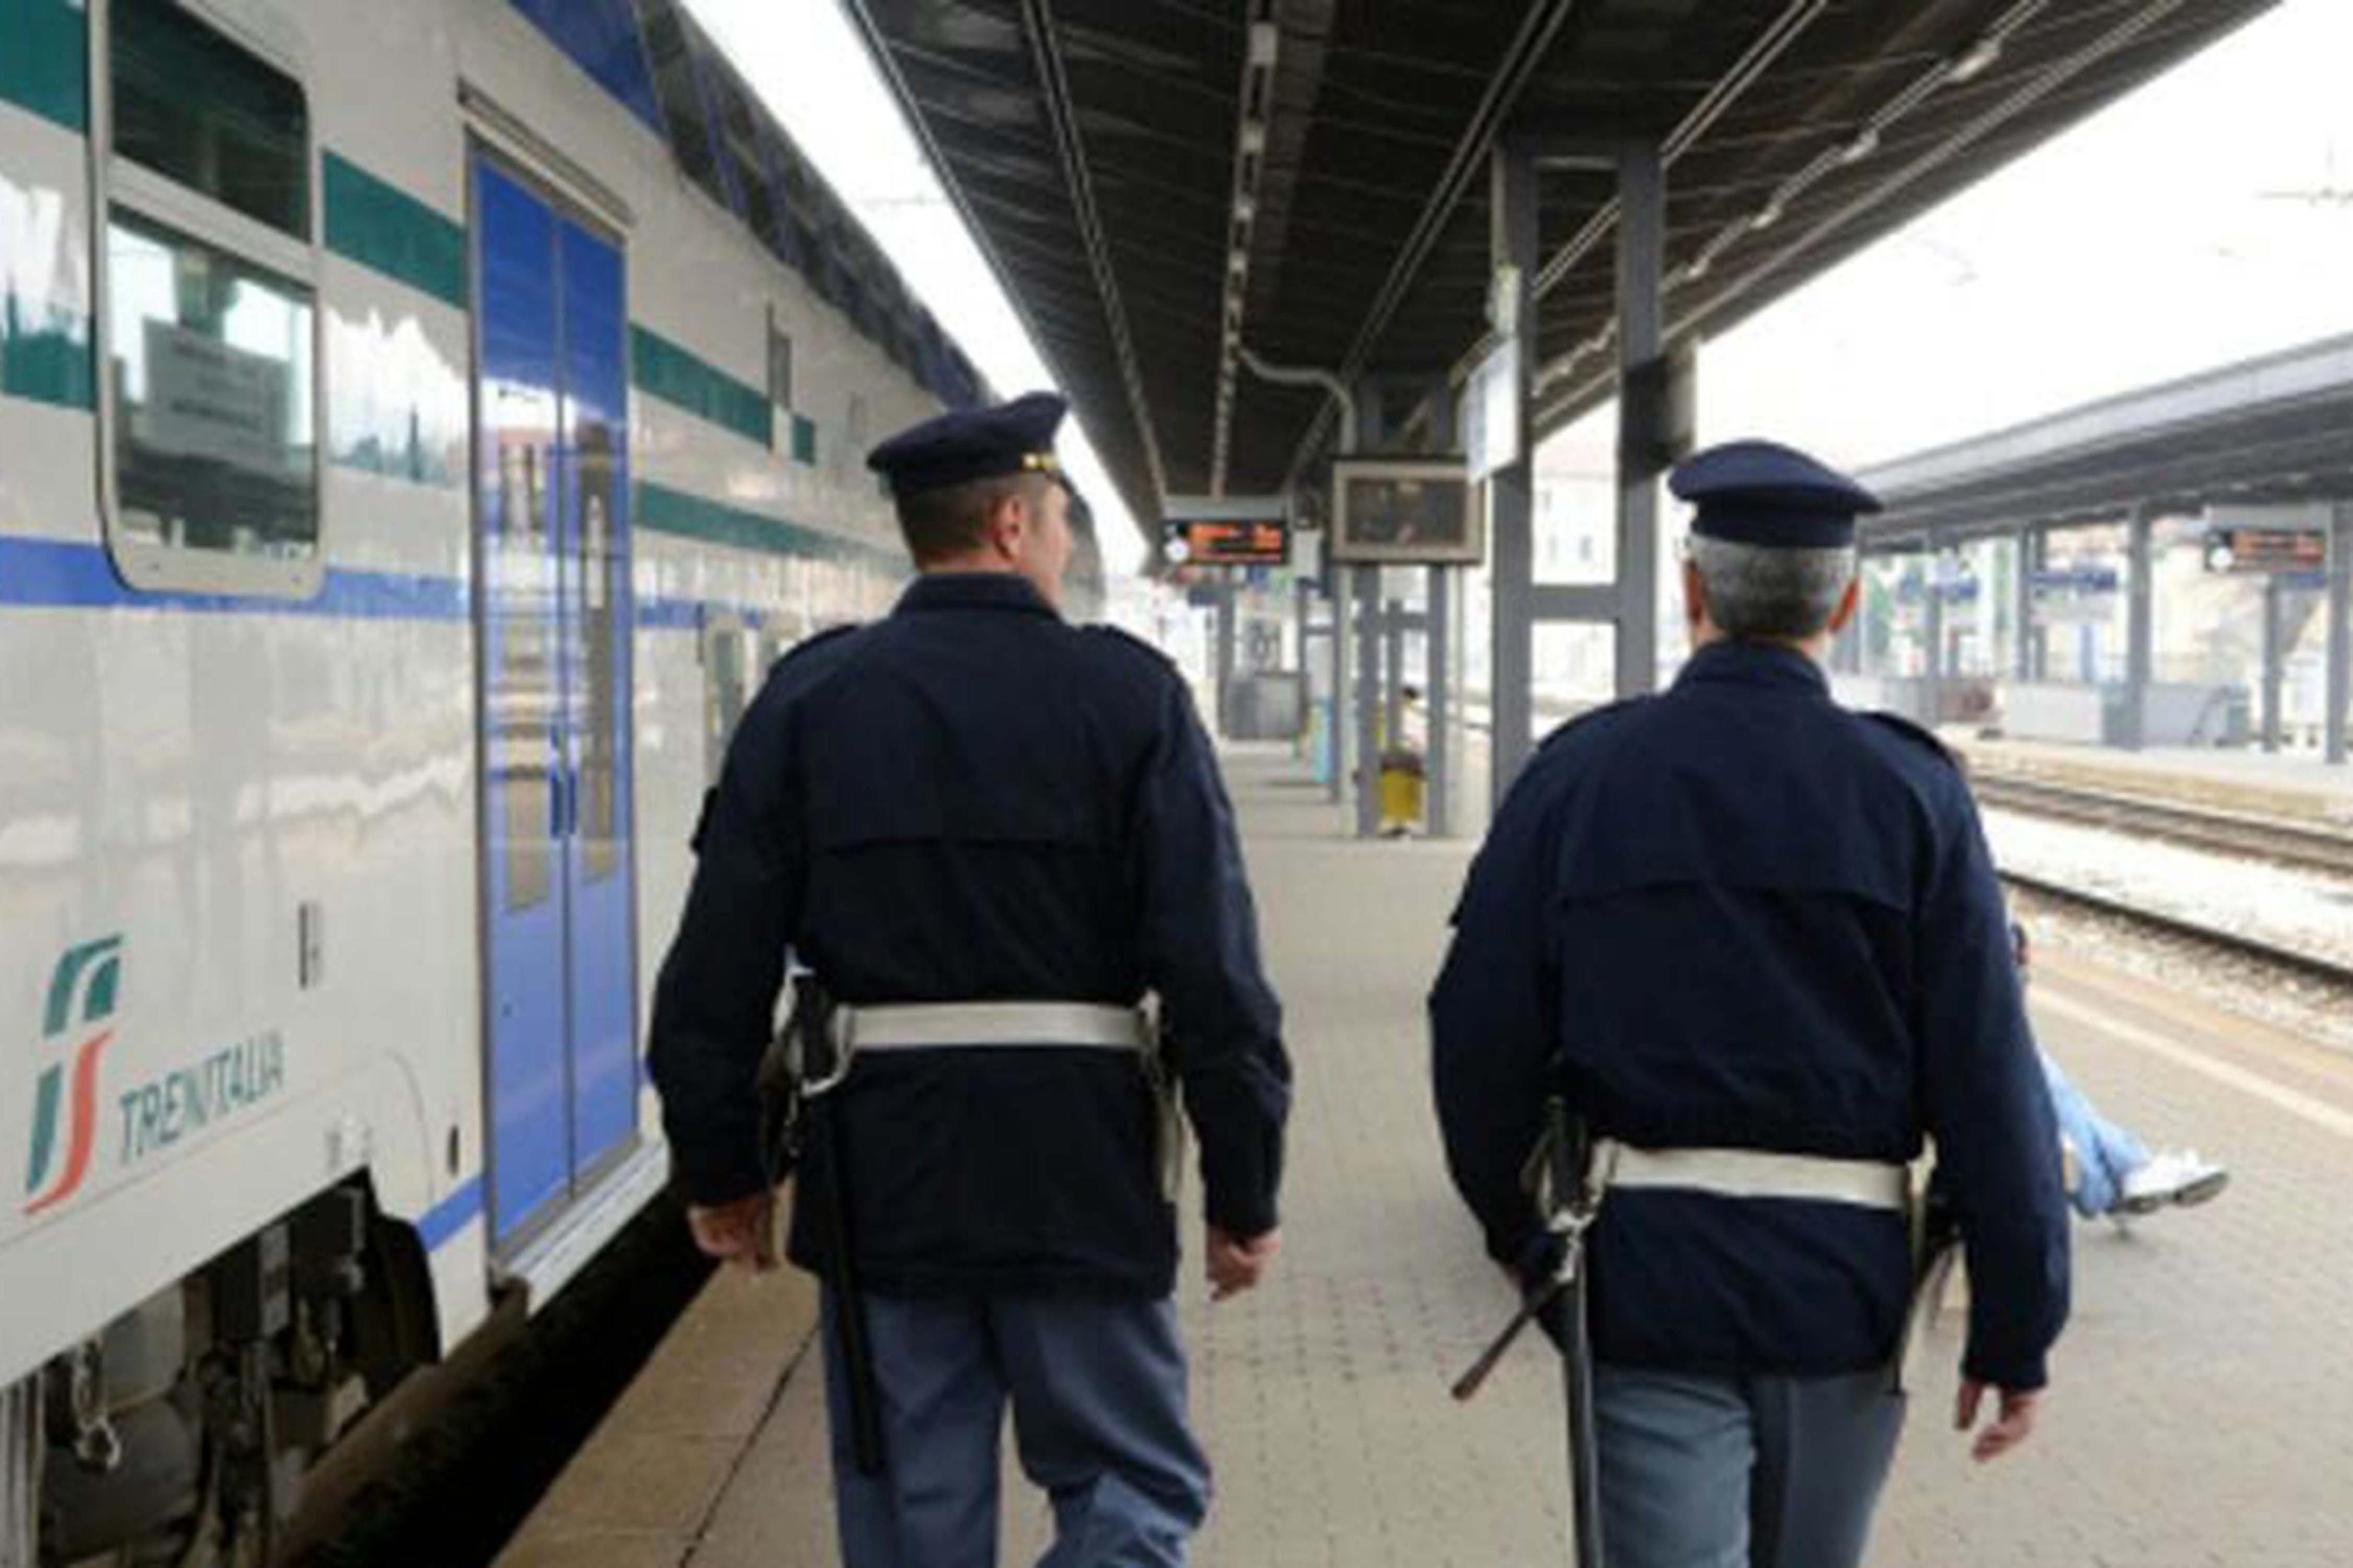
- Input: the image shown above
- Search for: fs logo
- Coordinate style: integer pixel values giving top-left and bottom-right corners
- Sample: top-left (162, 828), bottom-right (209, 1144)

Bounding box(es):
top-left (23, 936), bottom-right (122, 1217)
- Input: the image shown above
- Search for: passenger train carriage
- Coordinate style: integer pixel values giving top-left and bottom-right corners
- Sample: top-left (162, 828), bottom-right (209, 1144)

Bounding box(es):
top-left (0, 1), bottom-right (1099, 1557)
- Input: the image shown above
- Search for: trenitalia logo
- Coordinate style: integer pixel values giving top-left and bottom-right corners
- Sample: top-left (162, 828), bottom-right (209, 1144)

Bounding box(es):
top-left (23, 936), bottom-right (122, 1217)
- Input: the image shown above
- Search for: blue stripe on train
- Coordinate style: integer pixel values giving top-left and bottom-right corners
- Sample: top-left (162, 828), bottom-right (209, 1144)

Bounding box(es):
top-left (416, 1176), bottom-right (486, 1252)
top-left (0, 535), bottom-right (469, 619)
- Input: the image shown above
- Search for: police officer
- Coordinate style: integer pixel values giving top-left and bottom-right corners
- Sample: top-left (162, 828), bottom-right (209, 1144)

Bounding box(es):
top-left (648, 391), bottom-right (1290, 1566)
top-left (1431, 440), bottom-right (2069, 1567)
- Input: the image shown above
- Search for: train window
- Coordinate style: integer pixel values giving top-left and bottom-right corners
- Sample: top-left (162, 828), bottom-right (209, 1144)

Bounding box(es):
top-left (110, 0), bottom-right (309, 240)
top-left (101, 0), bottom-right (320, 595)
top-left (104, 211), bottom-right (317, 559)
top-left (768, 317), bottom-right (794, 417)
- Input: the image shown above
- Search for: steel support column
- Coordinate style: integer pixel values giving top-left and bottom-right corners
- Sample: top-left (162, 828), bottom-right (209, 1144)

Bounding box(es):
top-left (2328, 501), bottom-right (2351, 765)
top-left (1354, 565), bottom-right (1382, 836)
top-left (1922, 545), bottom-right (1947, 728)
top-left (2122, 503), bottom-right (2155, 751)
top-left (1427, 565), bottom-right (1455, 838)
top-left (1328, 572), bottom-right (1349, 803)
top-left (1487, 142), bottom-right (1539, 804)
top-left (1424, 383), bottom-right (1461, 840)
top-left (2013, 526), bottom-right (2039, 681)
top-left (2261, 575), bottom-right (2285, 755)
top-left (1214, 580), bottom-right (1239, 737)
top-left (1615, 142), bottom-right (1664, 700)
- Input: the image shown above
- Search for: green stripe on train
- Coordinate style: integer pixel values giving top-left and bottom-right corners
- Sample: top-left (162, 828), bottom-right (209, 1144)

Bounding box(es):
top-left (2, 302), bottom-right (94, 410)
top-left (324, 153), bottom-right (467, 310)
top-left (631, 326), bottom-right (772, 448)
top-left (0, 0), bottom-right (88, 133)
top-left (636, 481), bottom-right (901, 568)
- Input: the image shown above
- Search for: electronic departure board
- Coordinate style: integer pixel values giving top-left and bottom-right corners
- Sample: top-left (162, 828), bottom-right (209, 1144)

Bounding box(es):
top-left (1161, 496), bottom-right (1292, 567)
top-left (1166, 516), bottom-right (1290, 566)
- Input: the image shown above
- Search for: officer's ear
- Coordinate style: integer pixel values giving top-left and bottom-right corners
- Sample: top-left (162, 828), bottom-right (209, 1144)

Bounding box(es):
top-left (1680, 557), bottom-right (1708, 630)
top-left (979, 486), bottom-right (1031, 562)
top-left (1826, 573), bottom-right (1861, 635)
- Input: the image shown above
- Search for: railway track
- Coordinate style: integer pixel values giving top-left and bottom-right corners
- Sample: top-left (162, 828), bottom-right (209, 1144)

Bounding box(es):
top-left (1974, 774), bottom-right (2353, 879)
top-left (1999, 868), bottom-right (2353, 992)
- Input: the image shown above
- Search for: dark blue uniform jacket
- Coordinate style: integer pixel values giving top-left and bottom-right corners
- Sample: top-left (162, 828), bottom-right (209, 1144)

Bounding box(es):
top-left (1431, 641), bottom-right (2069, 1389)
top-left (649, 572), bottom-right (1290, 1299)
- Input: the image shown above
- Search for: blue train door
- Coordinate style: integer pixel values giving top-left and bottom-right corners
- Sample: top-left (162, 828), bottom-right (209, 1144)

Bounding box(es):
top-left (473, 153), bottom-right (638, 1250)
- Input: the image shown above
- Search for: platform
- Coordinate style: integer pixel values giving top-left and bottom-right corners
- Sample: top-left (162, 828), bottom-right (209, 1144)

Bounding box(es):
top-left (1951, 733), bottom-right (2353, 826)
top-left (502, 747), bottom-right (2353, 1567)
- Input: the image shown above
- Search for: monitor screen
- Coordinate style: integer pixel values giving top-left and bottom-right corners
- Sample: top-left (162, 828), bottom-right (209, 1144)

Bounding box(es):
top-left (1329, 458), bottom-right (1481, 564)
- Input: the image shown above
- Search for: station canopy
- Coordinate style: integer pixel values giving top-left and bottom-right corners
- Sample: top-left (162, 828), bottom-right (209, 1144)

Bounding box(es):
top-left (846, 0), bottom-right (2278, 536)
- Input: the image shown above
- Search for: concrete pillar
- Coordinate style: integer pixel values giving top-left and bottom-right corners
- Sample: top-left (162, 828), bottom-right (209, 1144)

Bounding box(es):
top-left (1487, 141), bottom-right (1539, 805)
top-left (2122, 502), bottom-right (2156, 751)
top-left (1615, 142), bottom-right (1664, 700)
top-left (2261, 575), bottom-right (2285, 755)
top-left (2329, 501), bottom-right (2351, 765)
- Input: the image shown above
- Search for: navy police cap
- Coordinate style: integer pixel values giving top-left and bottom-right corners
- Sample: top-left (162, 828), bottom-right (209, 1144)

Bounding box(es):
top-left (1668, 439), bottom-right (1881, 549)
top-left (866, 391), bottom-right (1069, 498)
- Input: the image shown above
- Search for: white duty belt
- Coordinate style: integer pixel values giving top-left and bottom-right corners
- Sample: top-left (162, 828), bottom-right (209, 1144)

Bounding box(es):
top-left (824, 1000), bottom-right (1181, 1200)
top-left (1593, 1140), bottom-right (1909, 1212)
top-left (833, 1002), bottom-right (1151, 1055)
top-left (1587, 1139), bottom-right (1937, 1393)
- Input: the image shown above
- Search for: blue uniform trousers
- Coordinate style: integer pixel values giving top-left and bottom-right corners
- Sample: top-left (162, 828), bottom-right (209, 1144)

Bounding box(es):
top-left (820, 1290), bottom-right (1210, 1567)
top-left (1594, 1365), bottom-right (1905, 1568)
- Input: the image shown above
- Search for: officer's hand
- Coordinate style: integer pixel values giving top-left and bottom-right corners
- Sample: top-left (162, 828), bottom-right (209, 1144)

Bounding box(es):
top-left (1206, 1225), bottom-right (1280, 1300)
top-left (689, 1193), bottom-right (778, 1272)
top-left (1955, 1379), bottom-right (2040, 1462)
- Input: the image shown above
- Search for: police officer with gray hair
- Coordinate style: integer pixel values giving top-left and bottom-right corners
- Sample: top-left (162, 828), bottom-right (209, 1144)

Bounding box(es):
top-left (1432, 439), bottom-right (2068, 1567)
top-left (651, 391), bottom-right (1289, 1566)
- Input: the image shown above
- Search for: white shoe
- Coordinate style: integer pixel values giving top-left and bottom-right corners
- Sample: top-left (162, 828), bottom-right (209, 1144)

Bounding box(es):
top-left (2117, 1150), bottom-right (2229, 1215)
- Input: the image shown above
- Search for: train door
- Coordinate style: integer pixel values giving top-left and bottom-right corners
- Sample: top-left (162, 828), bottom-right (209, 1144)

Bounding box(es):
top-left (472, 153), bottom-right (639, 1250)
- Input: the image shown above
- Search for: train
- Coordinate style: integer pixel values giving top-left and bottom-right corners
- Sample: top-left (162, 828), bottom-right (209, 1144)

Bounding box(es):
top-left (0, 1), bottom-right (1101, 1559)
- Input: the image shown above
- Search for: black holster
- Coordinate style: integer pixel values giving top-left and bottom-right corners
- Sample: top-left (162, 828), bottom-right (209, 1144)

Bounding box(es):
top-left (755, 973), bottom-right (844, 1189)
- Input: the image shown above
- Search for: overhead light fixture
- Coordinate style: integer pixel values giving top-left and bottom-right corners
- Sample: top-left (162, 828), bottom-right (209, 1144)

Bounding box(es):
top-left (1948, 35), bottom-right (2002, 84)
top-left (1249, 20), bottom-right (1279, 68)
top-left (1240, 119), bottom-right (1267, 156)
top-left (1838, 125), bottom-right (1881, 165)
top-left (1234, 194), bottom-right (1257, 223)
top-left (1228, 251), bottom-right (1248, 276)
top-left (1751, 196), bottom-right (1785, 231)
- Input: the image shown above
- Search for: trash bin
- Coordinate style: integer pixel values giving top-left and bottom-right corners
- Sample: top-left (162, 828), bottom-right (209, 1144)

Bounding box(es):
top-left (1378, 748), bottom-right (1425, 836)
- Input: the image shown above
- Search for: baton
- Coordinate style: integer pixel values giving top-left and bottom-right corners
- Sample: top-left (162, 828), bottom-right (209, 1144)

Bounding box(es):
top-left (1452, 1259), bottom-right (1574, 1402)
top-left (818, 1097), bottom-right (886, 1476)
top-left (1551, 1101), bottom-right (1606, 1568)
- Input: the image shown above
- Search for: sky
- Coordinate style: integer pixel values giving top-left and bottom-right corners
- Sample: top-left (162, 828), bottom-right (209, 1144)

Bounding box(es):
top-left (688, 0), bottom-right (2353, 566)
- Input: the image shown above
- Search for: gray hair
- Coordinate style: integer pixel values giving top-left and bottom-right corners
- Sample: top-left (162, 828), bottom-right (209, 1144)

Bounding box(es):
top-left (1687, 536), bottom-right (1857, 640)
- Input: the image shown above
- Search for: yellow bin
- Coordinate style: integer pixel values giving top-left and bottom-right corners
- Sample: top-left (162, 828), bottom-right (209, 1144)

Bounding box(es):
top-left (1378, 750), bottom-right (1425, 834)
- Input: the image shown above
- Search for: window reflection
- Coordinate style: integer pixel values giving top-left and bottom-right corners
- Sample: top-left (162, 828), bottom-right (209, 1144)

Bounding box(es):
top-left (108, 212), bottom-right (316, 556)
